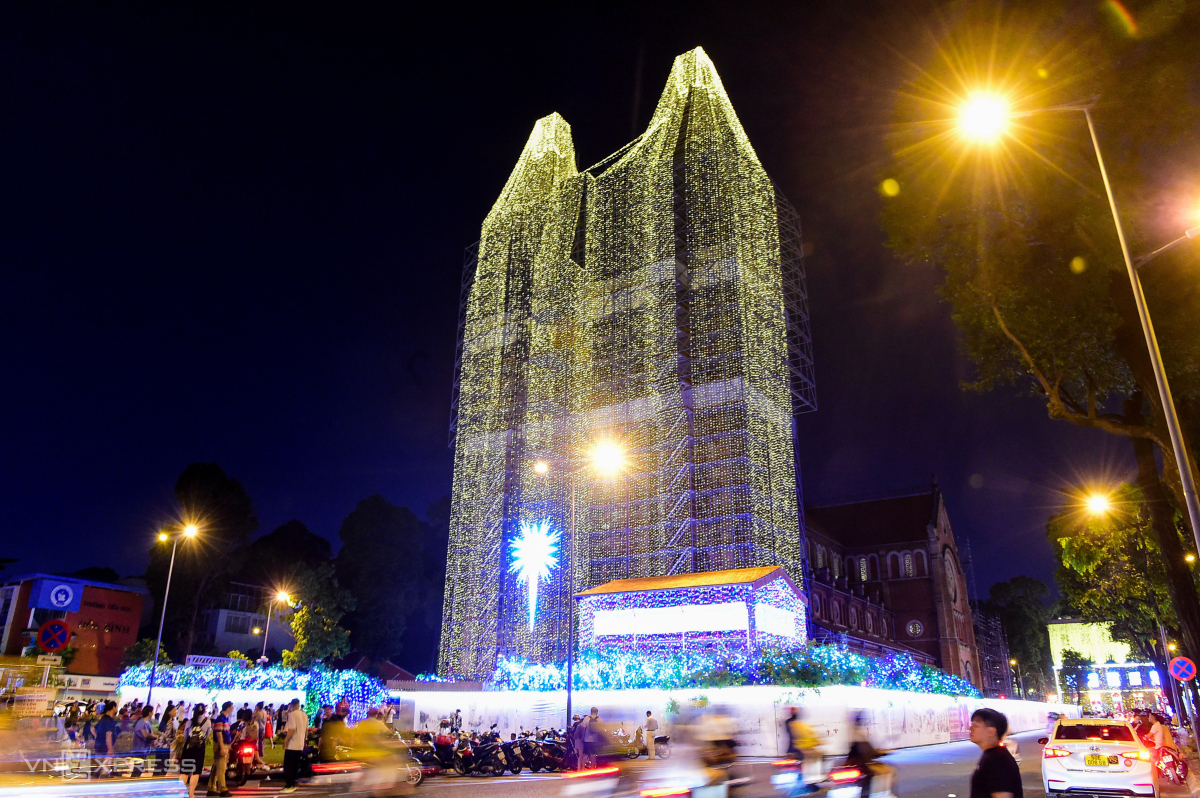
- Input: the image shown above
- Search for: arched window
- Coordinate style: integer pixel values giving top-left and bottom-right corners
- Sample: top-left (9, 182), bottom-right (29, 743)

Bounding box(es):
top-left (868, 554), bottom-right (879, 580)
top-left (904, 552), bottom-right (914, 578)
top-left (846, 557), bottom-right (855, 579)
top-left (858, 558), bottom-right (868, 583)
top-left (849, 607), bottom-right (858, 628)
top-left (915, 550), bottom-right (928, 577)
top-left (832, 556), bottom-right (839, 578)
top-left (817, 546), bottom-right (827, 569)
top-left (888, 552), bottom-right (900, 578)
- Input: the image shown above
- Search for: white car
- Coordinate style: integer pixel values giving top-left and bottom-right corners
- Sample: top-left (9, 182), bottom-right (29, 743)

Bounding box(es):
top-left (1040, 718), bottom-right (1156, 798)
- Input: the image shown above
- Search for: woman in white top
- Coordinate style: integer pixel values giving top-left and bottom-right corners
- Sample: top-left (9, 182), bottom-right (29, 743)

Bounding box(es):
top-left (1150, 712), bottom-right (1174, 750)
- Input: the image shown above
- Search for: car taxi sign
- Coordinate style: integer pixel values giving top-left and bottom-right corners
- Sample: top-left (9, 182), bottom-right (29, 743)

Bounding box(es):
top-left (1169, 656), bottom-right (1196, 681)
top-left (36, 619), bottom-right (71, 653)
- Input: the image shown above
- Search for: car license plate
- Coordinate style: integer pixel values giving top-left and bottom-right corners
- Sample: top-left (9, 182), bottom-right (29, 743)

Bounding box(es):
top-left (1085, 755), bottom-right (1109, 767)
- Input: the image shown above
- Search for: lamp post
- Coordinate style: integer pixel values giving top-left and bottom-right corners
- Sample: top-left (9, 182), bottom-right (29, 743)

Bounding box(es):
top-left (1010, 658), bottom-right (1026, 700)
top-left (958, 96), bottom-right (1200, 557)
top-left (533, 440), bottom-right (626, 729)
top-left (260, 591), bottom-right (290, 661)
top-left (147, 523), bottom-right (198, 708)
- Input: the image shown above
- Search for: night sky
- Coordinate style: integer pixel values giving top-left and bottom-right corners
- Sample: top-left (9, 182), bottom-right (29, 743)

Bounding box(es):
top-left (0, 1), bottom-right (1123, 596)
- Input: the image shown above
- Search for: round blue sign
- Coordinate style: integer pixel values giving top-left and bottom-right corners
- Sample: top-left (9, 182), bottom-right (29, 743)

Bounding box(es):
top-left (1169, 656), bottom-right (1195, 681)
top-left (36, 619), bottom-right (71, 653)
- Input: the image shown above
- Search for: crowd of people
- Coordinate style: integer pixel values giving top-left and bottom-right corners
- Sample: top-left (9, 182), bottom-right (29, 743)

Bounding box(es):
top-left (43, 696), bottom-right (400, 796)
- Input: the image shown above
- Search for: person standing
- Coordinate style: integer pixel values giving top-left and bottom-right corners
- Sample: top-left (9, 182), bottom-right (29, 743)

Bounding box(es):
top-left (254, 703), bottom-right (268, 756)
top-left (281, 698), bottom-right (309, 794)
top-left (583, 707), bottom-right (602, 769)
top-left (644, 711), bottom-right (659, 760)
top-left (449, 708), bottom-right (462, 733)
top-left (209, 702), bottom-right (233, 797)
top-left (968, 708), bottom-right (1022, 798)
top-left (180, 705), bottom-right (211, 798)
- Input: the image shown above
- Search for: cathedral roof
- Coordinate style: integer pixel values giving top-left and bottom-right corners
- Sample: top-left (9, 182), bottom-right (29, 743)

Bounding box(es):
top-left (806, 488), bottom-right (940, 548)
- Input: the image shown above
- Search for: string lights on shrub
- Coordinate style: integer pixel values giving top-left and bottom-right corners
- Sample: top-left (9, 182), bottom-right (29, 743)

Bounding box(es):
top-left (441, 46), bottom-right (815, 679)
top-left (119, 664), bottom-right (388, 722)
top-left (459, 645), bottom-right (979, 697)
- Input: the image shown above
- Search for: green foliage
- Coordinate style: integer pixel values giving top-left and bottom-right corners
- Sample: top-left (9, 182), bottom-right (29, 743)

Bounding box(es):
top-left (226, 650), bottom-right (250, 662)
top-left (240, 520), bottom-right (332, 589)
top-left (1058, 648), bottom-right (1093, 704)
top-left (1048, 485), bottom-right (1177, 662)
top-left (984, 577), bottom-right (1053, 696)
top-left (335, 495), bottom-right (433, 665)
top-left (124, 638), bottom-right (171, 668)
top-left (281, 561), bottom-right (355, 669)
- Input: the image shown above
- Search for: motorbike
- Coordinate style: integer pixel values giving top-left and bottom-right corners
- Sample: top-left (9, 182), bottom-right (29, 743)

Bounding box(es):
top-left (452, 729), bottom-right (508, 776)
top-left (517, 729), bottom-right (565, 772)
top-left (618, 727), bottom-right (673, 760)
top-left (412, 730), bottom-right (458, 770)
top-left (498, 733), bottom-right (525, 775)
top-left (226, 737), bottom-right (259, 787)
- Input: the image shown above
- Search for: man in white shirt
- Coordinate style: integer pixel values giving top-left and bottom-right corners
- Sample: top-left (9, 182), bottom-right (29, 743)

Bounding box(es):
top-left (280, 698), bottom-right (309, 793)
top-left (644, 711), bottom-right (659, 760)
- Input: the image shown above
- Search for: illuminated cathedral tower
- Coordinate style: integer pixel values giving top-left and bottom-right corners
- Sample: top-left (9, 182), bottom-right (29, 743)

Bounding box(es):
top-left (439, 48), bottom-right (815, 678)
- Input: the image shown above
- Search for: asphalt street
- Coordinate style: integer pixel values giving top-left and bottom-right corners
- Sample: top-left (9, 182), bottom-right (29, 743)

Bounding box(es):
top-left (400, 731), bottom-right (1194, 798)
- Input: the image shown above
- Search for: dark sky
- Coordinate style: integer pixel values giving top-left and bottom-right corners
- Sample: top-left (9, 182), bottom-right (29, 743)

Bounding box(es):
top-left (0, 1), bottom-right (1128, 595)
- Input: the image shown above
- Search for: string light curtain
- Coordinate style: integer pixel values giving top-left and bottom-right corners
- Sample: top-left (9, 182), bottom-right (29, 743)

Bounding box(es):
top-left (439, 48), bottom-right (814, 678)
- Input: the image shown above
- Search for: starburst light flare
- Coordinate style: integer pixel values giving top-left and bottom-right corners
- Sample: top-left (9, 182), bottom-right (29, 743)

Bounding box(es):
top-left (509, 520), bottom-right (560, 630)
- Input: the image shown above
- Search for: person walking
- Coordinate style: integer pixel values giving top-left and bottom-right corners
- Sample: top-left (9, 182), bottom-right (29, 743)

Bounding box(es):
top-left (93, 701), bottom-right (119, 778)
top-left (180, 705), bottom-right (212, 798)
top-left (583, 707), bottom-right (602, 769)
top-left (644, 711), bottom-right (659, 760)
top-left (157, 704), bottom-right (180, 776)
top-left (281, 698), bottom-right (309, 794)
top-left (209, 702), bottom-right (234, 797)
top-left (969, 708), bottom-right (1022, 798)
top-left (131, 706), bottom-right (156, 777)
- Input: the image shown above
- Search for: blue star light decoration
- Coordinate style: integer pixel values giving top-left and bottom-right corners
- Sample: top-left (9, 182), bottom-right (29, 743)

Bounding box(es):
top-left (509, 519), bottom-right (560, 630)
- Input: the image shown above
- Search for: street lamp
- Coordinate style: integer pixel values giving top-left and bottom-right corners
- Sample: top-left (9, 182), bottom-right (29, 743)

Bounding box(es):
top-left (1010, 658), bottom-right (1027, 700)
top-left (259, 590), bottom-right (291, 662)
top-left (958, 96), bottom-right (1200, 555)
top-left (533, 439), bottom-right (627, 728)
top-left (1085, 493), bottom-right (1113, 517)
top-left (147, 522), bottom-right (199, 707)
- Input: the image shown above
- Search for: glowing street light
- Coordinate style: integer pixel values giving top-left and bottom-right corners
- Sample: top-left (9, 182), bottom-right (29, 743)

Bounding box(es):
top-left (1187, 554), bottom-right (1196, 563)
top-left (148, 522), bottom-right (200, 706)
top-left (951, 92), bottom-right (1200, 569)
top-left (959, 94), bottom-right (1010, 142)
top-left (531, 438), bottom-right (628, 726)
top-left (1085, 493), bottom-right (1113, 517)
top-left (259, 588), bottom-right (293, 662)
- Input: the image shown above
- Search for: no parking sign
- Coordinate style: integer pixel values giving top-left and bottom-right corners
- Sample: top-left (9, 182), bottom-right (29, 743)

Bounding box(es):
top-left (1169, 656), bottom-right (1195, 681)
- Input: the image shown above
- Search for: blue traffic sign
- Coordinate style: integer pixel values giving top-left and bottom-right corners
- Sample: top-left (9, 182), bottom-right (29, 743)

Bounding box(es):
top-left (36, 619), bottom-right (71, 653)
top-left (1169, 656), bottom-right (1195, 681)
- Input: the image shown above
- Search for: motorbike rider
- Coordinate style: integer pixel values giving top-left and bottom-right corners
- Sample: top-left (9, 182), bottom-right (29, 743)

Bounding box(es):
top-left (845, 711), bottom-right (887, 798)
top-left (318, 710), bottom-right (349, 762)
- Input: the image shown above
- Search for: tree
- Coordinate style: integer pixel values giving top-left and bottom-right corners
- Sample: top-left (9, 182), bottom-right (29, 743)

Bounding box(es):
top-left (144, 463), bottom-right (259, 659)
top-left (984, 577), bottom-right (1053, 697)
top-left (1048, 483), bottom-right (1182, 707)
top-left (281, 562), bottom-right (354, 669)
top-left (335, 495), bottom-right (428, 665)
top-left (882, 2), bottom-right (1200, 659)
top-left (226, 650), bottom-right (251, 662)
top-left (238, 520), bottom-right (332, 589)
top-left (124, 638), bottom-right (172, 669)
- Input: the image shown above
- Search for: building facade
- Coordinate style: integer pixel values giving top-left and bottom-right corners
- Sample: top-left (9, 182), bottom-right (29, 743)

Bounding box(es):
top-left (1048, 619), bottom-right (1166, 712)
top-left (0, 573), bottom-right (147, 676)
top-left (198, 582), bottom-right (294, 660)
top-left (439, 48), bottom-right (815, 677)
top-left (803, 483), bottom-right (981, 686)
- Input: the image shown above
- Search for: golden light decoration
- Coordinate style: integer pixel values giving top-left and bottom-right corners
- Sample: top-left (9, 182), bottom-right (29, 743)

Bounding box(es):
top-left (438, 48), bottom-right (812, 678)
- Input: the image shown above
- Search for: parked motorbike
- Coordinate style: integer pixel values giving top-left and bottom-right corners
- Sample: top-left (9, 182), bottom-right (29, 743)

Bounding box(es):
top-left (452, 730), bottom-right (508, 776)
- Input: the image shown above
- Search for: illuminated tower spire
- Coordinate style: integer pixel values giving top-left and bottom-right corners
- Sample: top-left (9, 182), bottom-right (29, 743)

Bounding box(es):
top-left (440, 49), bottom-right (814, 678)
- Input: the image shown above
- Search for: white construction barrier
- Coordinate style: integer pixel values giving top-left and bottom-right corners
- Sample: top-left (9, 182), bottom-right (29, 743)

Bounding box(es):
top-left (389, 684), bottom-right (1079, 756)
